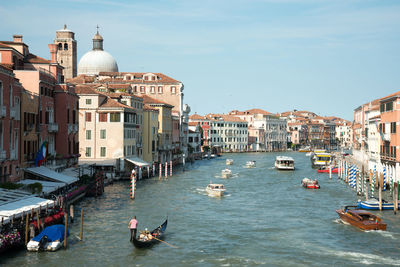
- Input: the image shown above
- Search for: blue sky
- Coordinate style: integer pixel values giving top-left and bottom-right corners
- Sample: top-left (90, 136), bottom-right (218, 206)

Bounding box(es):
top-left (1, 0), bottom-right (400, 120)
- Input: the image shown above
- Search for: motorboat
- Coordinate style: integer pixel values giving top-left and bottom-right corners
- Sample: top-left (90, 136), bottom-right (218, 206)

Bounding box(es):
top-left (210, 154), bottom-right (216, 159)
top-left (275, 156), bottom-right (295, 170)
top-left (317, 166), bottom-right (338, 174)
top-left (221, 168), bottom-right (232, 178)
top-left (305, 152), bottom-right (312, 157)
top-left (226, 159), bottom-right (234, 165)
top-left (311, 152), bottom-right (332, 168)
top-left (301, 178), bottom-right (320, 189)
top-left (27, 224), bottom-right (69, 252)
top-left (298, 146), bottom-right (312, 152)
top-left (357, 198), bottom-right (400, 210)
top-left (245, 161), bottom-right (256, 168)
top-left (206, 183), bottom-right (226, 197)
top-left (336, 206), bottom-right (386, 231)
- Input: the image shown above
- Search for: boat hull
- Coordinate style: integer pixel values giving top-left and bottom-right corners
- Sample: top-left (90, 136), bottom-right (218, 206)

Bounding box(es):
top-left (357, 200), bottom-right (400, 210)
top-left (336, 210), bottom-right (386, 231)
top-left (206, 188), bottom-right (225, 197)
top-left (317, 167), bottom-right (338, 174)
top-left (132, 219), bottom-right (168, 248)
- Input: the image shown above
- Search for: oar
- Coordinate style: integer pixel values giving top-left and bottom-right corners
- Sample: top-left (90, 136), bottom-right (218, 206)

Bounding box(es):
top-left (152, 237), bottom-right (179, 248)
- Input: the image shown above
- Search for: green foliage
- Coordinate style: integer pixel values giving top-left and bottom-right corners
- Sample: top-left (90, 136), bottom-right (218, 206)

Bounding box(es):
top-left (0, 182), bottom-right (24, 190)
top-left (79, 174), bottom-right (92, 185)
top-left (26, 182), bottom-right (42, 194)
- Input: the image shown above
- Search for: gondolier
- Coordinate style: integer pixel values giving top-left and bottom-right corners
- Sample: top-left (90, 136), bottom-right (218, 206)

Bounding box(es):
top-left (129, 216), bottom-right (138, 241)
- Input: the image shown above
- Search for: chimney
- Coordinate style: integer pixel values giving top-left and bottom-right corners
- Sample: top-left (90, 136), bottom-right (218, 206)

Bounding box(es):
top-left (13, 35), bottom-right (23, 43)
top-left (48, 44), bottom-right (58, 63)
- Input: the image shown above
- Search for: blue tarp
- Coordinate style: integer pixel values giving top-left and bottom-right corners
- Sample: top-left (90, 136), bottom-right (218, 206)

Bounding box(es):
top-left (32, 224), bottom-right (69, 242)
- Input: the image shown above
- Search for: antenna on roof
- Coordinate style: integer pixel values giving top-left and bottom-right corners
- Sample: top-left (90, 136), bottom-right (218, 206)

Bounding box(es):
top-left (64, 24), bottom-right (67, 30)
top-left (96, 24), bottom-right (100, 34)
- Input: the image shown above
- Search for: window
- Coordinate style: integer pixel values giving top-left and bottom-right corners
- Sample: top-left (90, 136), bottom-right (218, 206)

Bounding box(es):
top-left (86, 130), bottom-right (91, 140)
top-left (100, 147), bottom-right (106, 157)
top-left (171, 86), bottom-right (176, 94)
top-left (144, 76), bottom-right (148, 80)
top-left (99, 113), bottom-right (107, 122)
top-left (158, 86), bottom-right (163, 93)
top-left (150, 86), bottom-right (155, 93)
top-left (85, 147), bottom-right (91, 157)
top-left (391, 122), bottom-right (396, 133)
top-left (64, 43), bottom-right (68, 50)
top-left (100, 129), bottom-right (106, 139)
top-left (58, 43), bottom-right (62, 50)
top-left (85, 112), bottom-right (92, 122)
top-left (140, 86), bottom-right (145, 93)
top-left (86, 99), bottom-right (92, 105)
top-left (386, 102), bottom-right (393, 112)
top-left (110, 113), bottom-right (121, 122)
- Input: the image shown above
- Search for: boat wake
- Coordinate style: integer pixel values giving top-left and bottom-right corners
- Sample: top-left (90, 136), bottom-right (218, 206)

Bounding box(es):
top-left (365, 230), bottom-right (397, 239)
top-left (322, 249), bottom-right (400, 266)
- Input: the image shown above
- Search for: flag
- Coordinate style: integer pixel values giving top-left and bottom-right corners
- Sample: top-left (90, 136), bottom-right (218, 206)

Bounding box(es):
top-left (34, 141), bottom-right (47, 167)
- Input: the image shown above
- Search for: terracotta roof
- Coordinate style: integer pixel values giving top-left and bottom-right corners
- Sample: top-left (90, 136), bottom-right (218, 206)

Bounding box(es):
top-left (67, 75), bottom-right (96, 84)
top-left (0, 43), bottom-right (12, 49)
top-left (189, 114), bottom-right (207, 120)
top-left (244, 108), bottom-right (271, 115)
top-left (24, 53), bottom-right (50, 64)
top-left (206, 114), bottom-right (247, 123)
top-left (75, 85), bottom-right (102, 95)
top-left (188, 121), bottom-right (199, 126)
top-left (143, 104), bottom-right (159, 112)
top-left (107, 84), bottom-right (131, 90)
top-left (100, 97), bottom-right (134, 110)
top-left (141, 94), bottom-right (173, 107)
top-left (0, 64), bottom-right (13, 71)
top-left (98, 72), bottom-right (181, 84)
top-left (380, 91), bottom-right (400, 102)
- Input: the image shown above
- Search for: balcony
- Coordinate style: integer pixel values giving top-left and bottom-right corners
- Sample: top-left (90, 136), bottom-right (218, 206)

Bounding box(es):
top-left (0, 106), bottom-right (6, 118)
top-left (382, 133), bottom-right (391, 142)
top-left (48, 123), bottom-right (59, 132)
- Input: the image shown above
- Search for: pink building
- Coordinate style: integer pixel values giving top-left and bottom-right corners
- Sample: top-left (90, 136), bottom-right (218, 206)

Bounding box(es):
top-left (0, 64), bottom-right (22, 182)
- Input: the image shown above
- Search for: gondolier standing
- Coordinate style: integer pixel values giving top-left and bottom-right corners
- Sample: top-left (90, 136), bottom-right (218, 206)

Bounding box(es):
top-left (129, 216), bottom-right (138, 241)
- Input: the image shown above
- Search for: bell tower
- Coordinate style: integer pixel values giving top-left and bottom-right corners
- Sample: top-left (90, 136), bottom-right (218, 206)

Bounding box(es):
top-left (54, 25), bottom-right (77, 80)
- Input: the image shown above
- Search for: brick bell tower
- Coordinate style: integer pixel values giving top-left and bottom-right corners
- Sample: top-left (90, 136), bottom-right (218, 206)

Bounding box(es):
top-left (54, 24), bottom-right (77, 80)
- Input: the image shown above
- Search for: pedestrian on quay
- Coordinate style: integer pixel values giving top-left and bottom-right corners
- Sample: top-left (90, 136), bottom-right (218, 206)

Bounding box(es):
top-left (129, 216), bottom-right (138, 241)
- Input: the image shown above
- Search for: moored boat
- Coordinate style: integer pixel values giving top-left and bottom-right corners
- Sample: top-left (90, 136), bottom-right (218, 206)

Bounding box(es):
top-left (245, 161), bottom-right (256, 168)
top-left (132, 219), bottom-right (168, 248)
top-left (317, 166), bottom-right (338, 174)
top-left (357, 198), bottom-right (400, 210)
top-left (301, 178), bottom-right (320, 189)
top-left (226, 159), bottom-right (234, 165)
top-left (298, 146), bottom-right (312, 152)
top-left (206, 183), bottom-right (226, 197)
top-left (27, 224), bottom-right (69, 252)
top-left (336, 206), bottom-right (386, 231)
top-left (311, 152), bottom-right (332, 168)
top-left (221, 168), bottom-right (232, 178)
top-left (275, 156), bottom-right (295, 170)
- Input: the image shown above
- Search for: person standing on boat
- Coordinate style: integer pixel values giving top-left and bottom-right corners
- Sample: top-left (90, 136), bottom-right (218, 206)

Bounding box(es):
top-left (129, 216), bottom-right (138, 241)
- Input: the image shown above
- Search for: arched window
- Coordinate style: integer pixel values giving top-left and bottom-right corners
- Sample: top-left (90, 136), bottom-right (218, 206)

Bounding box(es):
top-left (58, 43), bottom-right (62, 50)
top-left (64, 43), bottom-right (68, 50)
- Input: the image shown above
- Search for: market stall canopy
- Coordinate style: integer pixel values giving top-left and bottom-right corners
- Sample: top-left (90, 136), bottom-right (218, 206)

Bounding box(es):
top-left (125, 157), bottom-right (150, 167)
top-left (25, 166), bottom-right (78, 185)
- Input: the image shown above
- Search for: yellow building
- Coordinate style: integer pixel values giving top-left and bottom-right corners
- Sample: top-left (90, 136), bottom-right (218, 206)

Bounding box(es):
top-left (142, 104), bottom-right (159, 163)
top-left (142, 95), bottom-right (173, 164)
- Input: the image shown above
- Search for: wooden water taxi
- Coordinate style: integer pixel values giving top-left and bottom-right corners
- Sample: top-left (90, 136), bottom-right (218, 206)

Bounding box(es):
top-left (275, 156), bottom-right (295, 170)
top-left (206, 183), bottom-right (226, 197)
top-left (336, 206), bottom-right (386, 231)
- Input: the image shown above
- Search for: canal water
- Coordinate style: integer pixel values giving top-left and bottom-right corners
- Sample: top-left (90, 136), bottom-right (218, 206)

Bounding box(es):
top-left (2, 152), bottom-right (400, 266)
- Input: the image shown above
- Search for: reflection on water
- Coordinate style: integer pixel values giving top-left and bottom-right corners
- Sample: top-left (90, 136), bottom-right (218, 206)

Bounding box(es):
top-left (2, 152), bottom-right (400, 267)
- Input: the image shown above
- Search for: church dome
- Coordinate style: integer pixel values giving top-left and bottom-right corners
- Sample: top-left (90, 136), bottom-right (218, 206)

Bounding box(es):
top-left (77, 29), bottom-right (118, 75)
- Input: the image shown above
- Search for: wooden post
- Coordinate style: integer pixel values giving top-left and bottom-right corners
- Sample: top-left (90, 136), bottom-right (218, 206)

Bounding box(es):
top-left (25, 214), bottom-right (29, 245)
top-left (80, 209), bottom-right (84, 241)
top-left (46, 203), bottom-right (48, 215)
top-left (329, 165), bottom-right (332, 179)
top-left (36, 208), bottom-right (40, 232)
top-left (393, 182), bottom-right (398, 214)
top-left (165, 163), bottom-right (168, 178)
top-left (70, 205), bottom-right (74, 224)
top-left (379, 173), bottom-right (383, 211)
top-left (159, 163), bottom-right (162, 179)
top-left (64, 212), bottom-right (68, 249)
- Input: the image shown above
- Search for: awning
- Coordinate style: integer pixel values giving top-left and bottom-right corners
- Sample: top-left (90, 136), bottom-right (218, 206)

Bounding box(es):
top-left (18, 179), bottom-right (66, 194)
top-left (125, 157), bottom-right (150, 167)
top-left (24, 166), bottom-right (79, 185)
top-left (78, 159), bottom-right (116, 166)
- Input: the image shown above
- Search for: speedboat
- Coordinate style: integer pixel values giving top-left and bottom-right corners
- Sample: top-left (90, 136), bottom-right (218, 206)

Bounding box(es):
top-left (357, 198), bottom-right (400, 210)
top-left (298, 146), bottom-right (312, 152)
top-left (275, 156), bottom-right (295, 170)
top-left (336, 206), bottom-right (386, 231)
top-left (301, 178), bottom-right (320, 189)
top-left (317, 166), bottom-right (338, 173)
top-left (206, 183), bottom-right (226, 197)
top-left (245, 161), bottom-right (256, 168)
top-left (221, 168), bottom-right (232, 178)
top-left (311, 152), bottom-right (332, 168)
top-left (27, 224), bottom-right (69, 252)
top-left (226, 159), bottom-right (234, 165)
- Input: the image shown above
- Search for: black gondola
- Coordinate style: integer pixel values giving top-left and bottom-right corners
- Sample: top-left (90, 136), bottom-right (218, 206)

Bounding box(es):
top-left (131, 218), bottom-right (168, 248)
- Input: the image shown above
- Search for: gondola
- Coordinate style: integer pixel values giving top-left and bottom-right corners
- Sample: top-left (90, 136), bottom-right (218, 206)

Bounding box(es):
top-left (131, 218), bottom-right (168, 248)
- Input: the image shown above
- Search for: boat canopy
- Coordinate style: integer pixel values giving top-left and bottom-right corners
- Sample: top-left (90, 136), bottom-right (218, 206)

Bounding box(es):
top-left (32, 224), bottom-right (69, 242)
top-left (25, 166), bottom-right (78, 185)
top-left (125, 157), bottom-right (150, 167)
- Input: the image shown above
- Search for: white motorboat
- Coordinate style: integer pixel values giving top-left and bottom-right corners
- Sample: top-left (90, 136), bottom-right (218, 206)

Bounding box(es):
top-left (245, 161), bottom-right (256, 168)
top-left (226, 159), bottom-right (234, 165)
top-left (305, 152), bottom-right (312, 157)
top-left (275, 156), bottom-right (295, 170)
top-left (27, 224), bottom-right (68, 252)
top-left (221, 168), bottom-right (232, 178)
top-left (206, 183), bottom-right (226, 197)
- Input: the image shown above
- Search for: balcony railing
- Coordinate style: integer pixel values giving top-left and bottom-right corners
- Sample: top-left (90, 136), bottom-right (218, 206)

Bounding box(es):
top-left (48, 123), bottom-right (59, 132)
